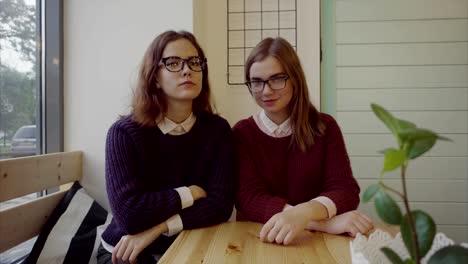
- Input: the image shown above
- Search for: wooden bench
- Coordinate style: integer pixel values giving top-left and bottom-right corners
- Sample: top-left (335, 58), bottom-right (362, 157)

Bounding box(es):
top-left (0, 151), bottom-right (83, 253)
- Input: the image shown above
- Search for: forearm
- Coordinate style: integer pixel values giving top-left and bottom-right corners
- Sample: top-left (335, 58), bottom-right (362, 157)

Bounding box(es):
top-left (106, 134), bottom-right (185, 232)
top-left (294, 200), bottom-right (329, 223)
top-left (149, 221), bottom-right (168, 238)
top-left (306, 220), bottom-right (328, 232)
top-left (180, 183), bottom-right (235, 229)
top-left (109, 188), bottom-right (182, 234)
top-left (284, 200), bottom-right (330, 232)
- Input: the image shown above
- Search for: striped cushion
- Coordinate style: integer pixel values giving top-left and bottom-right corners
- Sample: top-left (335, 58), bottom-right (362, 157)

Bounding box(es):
top-left (24, 182), bottom-right (111, 264)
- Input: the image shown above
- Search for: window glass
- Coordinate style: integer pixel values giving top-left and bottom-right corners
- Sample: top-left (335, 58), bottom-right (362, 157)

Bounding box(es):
top-left (0, 0), bottom-right (39, 159)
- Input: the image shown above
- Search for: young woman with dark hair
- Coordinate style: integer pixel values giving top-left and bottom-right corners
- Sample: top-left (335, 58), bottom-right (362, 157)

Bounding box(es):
top-left (234, 37), bottom-right (373, 246)
top-left (98, 30), bottom-right (234, 264)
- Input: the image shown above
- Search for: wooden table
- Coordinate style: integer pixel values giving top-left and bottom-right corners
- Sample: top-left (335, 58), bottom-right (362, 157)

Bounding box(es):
top-left (159, 221), bottom-right (352, 263)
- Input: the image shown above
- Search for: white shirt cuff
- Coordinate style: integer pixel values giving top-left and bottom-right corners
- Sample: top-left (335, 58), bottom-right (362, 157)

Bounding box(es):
top-left (175, 186), bottom-right (194, 209)
top-left (163, 214), bottom-right (183, 237)
top-left (312, 196), bottom-right (337, 219)
top-left (282, 203), bottom-right (293, 211)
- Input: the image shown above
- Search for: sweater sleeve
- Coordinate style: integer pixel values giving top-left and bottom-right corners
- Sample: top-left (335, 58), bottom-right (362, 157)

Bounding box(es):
top-left (105, 122), bottom-right (182, 234)
top-left (179, 119), bottom-right (235, 229)
top-left (318, 115), bottom-right (360, 214)
top-left (233, 123), bottom-right (288, 224)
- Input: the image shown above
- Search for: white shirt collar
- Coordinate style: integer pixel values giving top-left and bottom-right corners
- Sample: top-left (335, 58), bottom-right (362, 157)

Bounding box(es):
top-left (258, 110), bottom-right (292, 137)
top-left (157, 113), bottom-right (196, 135)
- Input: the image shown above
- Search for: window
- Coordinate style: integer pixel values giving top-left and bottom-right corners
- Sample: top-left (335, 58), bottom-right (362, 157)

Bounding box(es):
top-left (0, 0), bottom-right (40, 160)
top-left (0, 0), bottom-right (63, 260)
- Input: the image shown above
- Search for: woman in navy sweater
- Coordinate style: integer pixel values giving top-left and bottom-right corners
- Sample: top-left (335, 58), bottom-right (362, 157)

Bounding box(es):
top-left (98, 31), bottom-right (234, 264)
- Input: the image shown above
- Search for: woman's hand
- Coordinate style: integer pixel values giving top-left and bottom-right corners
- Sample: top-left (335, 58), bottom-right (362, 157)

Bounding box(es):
top-left (112, 222), bottom-right (167, 264)
top-left (308, 210), bottom-right (373, 237)
top-left (189, 185), bottom-right (207, 201)
top-left (260, 201), bottom-right (328, 245)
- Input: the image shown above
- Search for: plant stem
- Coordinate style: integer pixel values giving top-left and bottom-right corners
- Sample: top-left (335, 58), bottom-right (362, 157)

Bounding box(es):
top-left (379, 182), bottom-right (405, 200)
top-left (401, 163), bottom-right (421, 263)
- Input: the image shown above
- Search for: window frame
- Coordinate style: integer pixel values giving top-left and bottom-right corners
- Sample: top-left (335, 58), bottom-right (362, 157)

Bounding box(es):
top-left (39, 0), bottom-right (63, 155)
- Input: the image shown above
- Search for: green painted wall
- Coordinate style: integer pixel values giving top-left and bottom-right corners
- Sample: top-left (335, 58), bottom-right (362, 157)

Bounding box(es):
top-left (320, 0), bottom-right (336, 116)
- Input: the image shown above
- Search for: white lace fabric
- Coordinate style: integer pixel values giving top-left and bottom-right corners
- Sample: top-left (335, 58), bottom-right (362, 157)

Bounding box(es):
top-left (350, 229), bottom-right (468, 264)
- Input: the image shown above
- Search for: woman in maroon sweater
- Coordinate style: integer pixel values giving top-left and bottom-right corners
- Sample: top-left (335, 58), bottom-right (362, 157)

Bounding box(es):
top-left (234, 37), bottom-right (373, 245)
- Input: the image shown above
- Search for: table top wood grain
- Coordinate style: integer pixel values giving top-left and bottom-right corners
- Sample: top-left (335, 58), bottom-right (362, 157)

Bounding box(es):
top-left (159, 221), bottom-right (352, 264)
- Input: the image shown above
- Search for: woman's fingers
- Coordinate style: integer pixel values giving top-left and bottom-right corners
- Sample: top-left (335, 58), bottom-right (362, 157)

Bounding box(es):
top-left (112, 240), bottom-right (121, 264)
top-left (347, 225), bottom-right (359, 237)
top-left (275, 226), bottom-right (290, 244)
top-left (360, 212), bottom-right (373, 224)
top-left (352, 218), bottom-right (370, 235)
top-left (267, 224), bottom-right (282, 243)
top-left (122, 241), bottom-right (133, 263)
top-left (283, 228), bottom-right (298, 245)
top-left (260, 217), bottom-right (276, 241)
top-left (129, 248), bottom-right (141, 264)
top-left (354, 213), bottom-right (374, 234)
top-left (116, 239), bottom-right (128, 262)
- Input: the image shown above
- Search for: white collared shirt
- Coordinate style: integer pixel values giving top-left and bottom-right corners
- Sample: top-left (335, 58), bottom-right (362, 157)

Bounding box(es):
top-left (252, 110), bottom-right (337, 218)
top-left (252, 110), bottom-right (292, 138)
top-left (158, 113), bottom-right (197, 135)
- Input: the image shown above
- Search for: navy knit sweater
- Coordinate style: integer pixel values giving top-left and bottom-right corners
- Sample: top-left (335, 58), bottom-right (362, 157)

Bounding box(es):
top-left (102, 111), bottom-right (234, 253)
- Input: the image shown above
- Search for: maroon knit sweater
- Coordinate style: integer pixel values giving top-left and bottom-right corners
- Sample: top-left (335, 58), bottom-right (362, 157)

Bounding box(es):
top-left (233, 113), bottom-right (360, 224)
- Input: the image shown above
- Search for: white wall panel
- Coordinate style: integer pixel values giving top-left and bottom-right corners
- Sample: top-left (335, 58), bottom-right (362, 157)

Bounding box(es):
top-left (337, 43), bottom-right (468, 66)
top-left (357, 179), bottom-right (468, 202)
top-left (337, 19), bottom-right (468, 44)
top-left (338, 111), bottom-right (468, 134)
top-left (336, 0), bottom-right (468, 21)
top-left (336, 0), bottom-right (468, 244)
top-left (358, 202), bottom-right (468, 225)
top-left (337, 66), bottom-right (468, 89)
top-left (350, 157), bottom-right (468, 180)
top-left (344, 134), bottom-right (468, 157)
top-left (337, 88), bottom-right (468, 111)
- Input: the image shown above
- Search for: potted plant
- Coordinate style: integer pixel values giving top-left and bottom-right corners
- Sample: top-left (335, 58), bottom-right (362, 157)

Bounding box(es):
top-left (351, 103), bottom-right (468, 264)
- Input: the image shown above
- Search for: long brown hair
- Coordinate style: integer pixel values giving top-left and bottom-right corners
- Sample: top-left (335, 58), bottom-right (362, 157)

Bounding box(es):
top-left (245, 37), bottom-right (324, 152)
top-left (131, 30), bottom-right (214, 126)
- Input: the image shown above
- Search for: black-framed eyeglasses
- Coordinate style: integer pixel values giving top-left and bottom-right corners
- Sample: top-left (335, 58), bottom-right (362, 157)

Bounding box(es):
top-left (159, 56), bottom-right (206, 72)
top-left (245, 75), bottom-right (289, 93)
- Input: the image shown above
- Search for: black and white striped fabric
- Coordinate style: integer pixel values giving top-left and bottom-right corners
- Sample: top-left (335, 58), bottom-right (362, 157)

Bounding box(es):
top-left (24, 182), bottom-right (111, 264)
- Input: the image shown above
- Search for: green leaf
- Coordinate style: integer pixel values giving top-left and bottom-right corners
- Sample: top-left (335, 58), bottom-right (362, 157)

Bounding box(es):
top-left (437, 135), bottom-right (452, 141)
top-left (395, 119), bottom-right (417, 146)
top-left (398, 128), bottom-right (438, 142)
top-left (403, 259), bottom-right (416, 264)
top-left (395, 118), bottom-right (417, 131)
top-left (374, 189), bottom-right (402, 225)
top-left (383, 148), bottom-right (406, 171)
top-left (407, 136), bottom-right (437, 159)
top-left (398, 128), bottom-right (438, 159)
top-left (371, 103), bottom-right (398, 136)
top-left (428, 245), bottom-right (468, 264)
top-left (363, 184), bottom-right (380, 203)
top-left (401, 210), bottom-right (436, 259)
top-left (381, 247), bottom-right (404, 264)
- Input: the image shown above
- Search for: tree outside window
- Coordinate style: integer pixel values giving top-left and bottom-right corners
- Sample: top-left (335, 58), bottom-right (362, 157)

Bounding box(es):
top-left (0, 0), bottom-right (39, 159)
